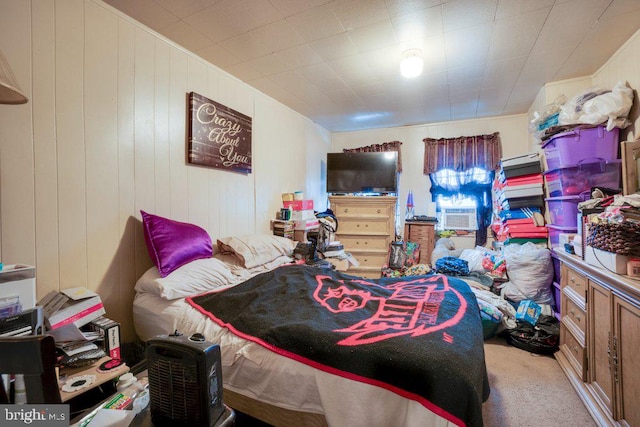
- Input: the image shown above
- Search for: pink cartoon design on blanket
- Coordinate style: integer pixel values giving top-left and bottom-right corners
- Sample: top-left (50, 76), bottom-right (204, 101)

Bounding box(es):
top-left (313, 274), bottom-right (468, 346)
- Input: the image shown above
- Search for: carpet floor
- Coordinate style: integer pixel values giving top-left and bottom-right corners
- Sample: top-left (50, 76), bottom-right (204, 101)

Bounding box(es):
top-left (482, 336), bottom-right (595, 427)
top-left (234, 335), bottom-right (597, 426)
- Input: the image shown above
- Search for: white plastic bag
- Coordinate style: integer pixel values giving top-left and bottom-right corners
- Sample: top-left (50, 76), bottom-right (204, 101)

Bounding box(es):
top-left (459, 248), bottom-right (486, 273)
top-left (579, 80), bottom-right (633, 130)
top-left (559, 87), bottom-right (609, 125)
top-left (500, 243), bottom-right (554, 304)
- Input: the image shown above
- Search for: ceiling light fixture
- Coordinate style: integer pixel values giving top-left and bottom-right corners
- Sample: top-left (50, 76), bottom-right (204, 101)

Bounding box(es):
top-left (400, 49), bottom-right (424, 79)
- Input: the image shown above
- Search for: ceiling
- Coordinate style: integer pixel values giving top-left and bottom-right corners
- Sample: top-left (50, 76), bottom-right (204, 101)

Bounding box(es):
top-left (102, 0), bottom-right (640, 132)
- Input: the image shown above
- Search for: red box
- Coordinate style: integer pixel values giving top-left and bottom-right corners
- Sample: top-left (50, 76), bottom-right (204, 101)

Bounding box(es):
top-left (283, 200), bottom-right (313, 211)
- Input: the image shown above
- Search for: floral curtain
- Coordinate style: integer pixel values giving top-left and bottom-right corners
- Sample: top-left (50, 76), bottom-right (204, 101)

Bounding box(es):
top-left (343, 140), bottom-right (403, 172)
top-left (422, 132), bottom-right (501, 174)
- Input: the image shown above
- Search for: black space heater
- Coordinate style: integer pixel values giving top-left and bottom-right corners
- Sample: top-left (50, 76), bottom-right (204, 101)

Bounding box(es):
top-left (146, 332), bottom-right (224, 427)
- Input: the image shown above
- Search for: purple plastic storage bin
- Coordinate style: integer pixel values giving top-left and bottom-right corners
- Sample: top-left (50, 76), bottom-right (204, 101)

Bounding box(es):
top-left (542, 125), bottom-right (619, 170)
top-left (544, 159), bottom-right (622, 197)
top-left (552, 281), bottom-right (561, 317)
top-left (551, 254), bottom-right (560, 282)
top-left (547, 224), bottom-right (578, 249)
top-left (546, 195), bottom-right (587, 227)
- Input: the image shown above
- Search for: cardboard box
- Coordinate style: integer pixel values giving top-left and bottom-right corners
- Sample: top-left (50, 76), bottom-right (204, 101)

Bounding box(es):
top-left (291, 209), bottom-right (316, 221)
top-left (585, 246), bottom-right (629, 274)
top-left (41, 287), bottom-right (105, 330)
top-left (84, 316), bottom-right (121, 360)
top-left (294, 219), bottom-right (320, 230)
top-left (516, 300), bottom-right (541, 325)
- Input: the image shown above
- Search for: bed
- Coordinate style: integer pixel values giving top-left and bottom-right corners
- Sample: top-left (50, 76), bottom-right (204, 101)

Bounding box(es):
top-left (133, 212), bottom-right (490, 427)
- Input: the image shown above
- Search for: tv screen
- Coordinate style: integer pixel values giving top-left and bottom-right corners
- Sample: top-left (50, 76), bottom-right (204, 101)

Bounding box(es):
top-left (326, 151), bottom-right (398, 194)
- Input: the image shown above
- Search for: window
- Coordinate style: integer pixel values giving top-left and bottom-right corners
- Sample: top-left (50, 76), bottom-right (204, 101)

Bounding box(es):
top-left (422, 132), bottom-right (502, 246)
top-left (429, 167), bottom-right (495, 232)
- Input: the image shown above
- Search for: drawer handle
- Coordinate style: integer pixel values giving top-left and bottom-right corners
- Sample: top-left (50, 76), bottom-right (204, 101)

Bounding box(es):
top-left (570, 276), bottom-right (575, 283)
top-left (344, 208), bottom-right (348, 213)
top-left (573, 345), bottom-right (579, 355)
top-left (377, 209), bottom-right (381, 213)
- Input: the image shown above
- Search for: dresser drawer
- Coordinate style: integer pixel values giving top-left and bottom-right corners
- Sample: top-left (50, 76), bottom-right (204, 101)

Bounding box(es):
top-left (349, 251), bottom-right (387, 268)
top-left (339, 235), bottom-right (389, 251)
top-left (560, 323), bottom-right (586, 381)
top-left (407, 225), bottom-right (433, 240)
top-left (339, 219), bottom-right (391, 235)
top-left (332, 202), bottom-right (394, 219)
top-left (562, 265), bottom-right (587, 301)
top-left (562, 293), bottom-right (587, 336)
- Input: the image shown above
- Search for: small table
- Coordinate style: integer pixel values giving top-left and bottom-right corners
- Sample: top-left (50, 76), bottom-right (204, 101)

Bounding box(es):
top-left (59, 356), bottom-right (129, 402)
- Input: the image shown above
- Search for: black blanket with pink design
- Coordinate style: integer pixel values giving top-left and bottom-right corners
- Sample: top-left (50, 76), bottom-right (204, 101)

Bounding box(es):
top-left (188, 264), bottom-right (489, 427)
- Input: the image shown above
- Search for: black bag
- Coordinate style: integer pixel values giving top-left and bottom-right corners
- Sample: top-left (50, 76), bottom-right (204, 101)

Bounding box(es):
top-left (387, 241), bottom-right (407, 270)
top-left (505, 314), bottom-right (559, 355)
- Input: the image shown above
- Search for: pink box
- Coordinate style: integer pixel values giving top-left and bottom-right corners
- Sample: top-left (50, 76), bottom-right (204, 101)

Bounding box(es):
top-left (283, 200), bottom-right (314, 211)
top-left (542, 125), bottom-right (619, 170)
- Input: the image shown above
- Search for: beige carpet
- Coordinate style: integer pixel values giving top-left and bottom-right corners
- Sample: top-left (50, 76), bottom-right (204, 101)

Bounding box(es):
top-left (482, 336), bottom-right (596, 427)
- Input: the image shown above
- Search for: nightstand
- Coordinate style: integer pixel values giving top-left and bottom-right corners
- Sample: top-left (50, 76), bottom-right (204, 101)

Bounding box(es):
top-left (404, 221), bottom-right (436, 264)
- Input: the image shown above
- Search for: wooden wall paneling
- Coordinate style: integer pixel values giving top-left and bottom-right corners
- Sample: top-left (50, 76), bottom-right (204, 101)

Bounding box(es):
top-left (168, 48), bottom-right (189, 223)
top-left (85, 2), bottom-right (121, 325)
top-left (133, 27), bottom-right (156, 280)
top-left (215, 73), bottom-right (236, 237)
top-left (186, 57), bottom-right (210, 230)
top-left (153, 40), bottom-right (171, 218)
top-left (116, 17), bottom-right (137, 342)
top-left (205, 68), bottom-right (222, 239)
top-left (32, 0), bottom-right (60, 297)
top-left (55, 0), bottom-right (88, 288)
top-left (0, 1), bottom-right (34, 266)
top-left (232, 82), bottom-right (256, 236)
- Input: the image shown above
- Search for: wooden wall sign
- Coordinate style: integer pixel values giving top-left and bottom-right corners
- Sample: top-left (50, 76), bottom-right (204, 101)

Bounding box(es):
top-left (187, 91), bottom-right (252, 174)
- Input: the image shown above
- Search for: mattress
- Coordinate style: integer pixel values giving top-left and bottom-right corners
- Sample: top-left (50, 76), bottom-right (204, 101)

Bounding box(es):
top-left (133, 288), bottom-right (457, 427)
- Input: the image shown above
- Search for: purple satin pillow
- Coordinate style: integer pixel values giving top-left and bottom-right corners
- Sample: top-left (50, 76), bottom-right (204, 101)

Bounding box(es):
top-left (141, 210), bottom-right (213, 277)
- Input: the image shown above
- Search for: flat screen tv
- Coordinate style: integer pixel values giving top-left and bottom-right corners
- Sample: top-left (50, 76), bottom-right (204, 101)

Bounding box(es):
top-left (326, 151), bottom-right (398, 194)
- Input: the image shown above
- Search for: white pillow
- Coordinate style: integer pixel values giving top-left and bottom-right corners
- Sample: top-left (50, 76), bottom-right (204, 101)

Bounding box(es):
top-left (135, 257), bottom-right (236, 300)
top-left (217, 234), bottom-right (297, 269)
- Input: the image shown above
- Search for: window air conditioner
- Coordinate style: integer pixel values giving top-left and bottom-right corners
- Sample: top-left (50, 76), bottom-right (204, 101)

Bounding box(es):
top-left (441, 208), bottom-right (477, 230)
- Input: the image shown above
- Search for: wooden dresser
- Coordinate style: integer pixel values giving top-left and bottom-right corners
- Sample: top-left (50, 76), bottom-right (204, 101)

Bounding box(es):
top-left (554, 250), bottom-right (640, 427)
top-left (403, 220), bottom-right (436, 264)
top-left (329, 196), bottom-right (397, 279)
